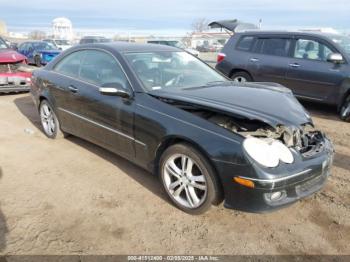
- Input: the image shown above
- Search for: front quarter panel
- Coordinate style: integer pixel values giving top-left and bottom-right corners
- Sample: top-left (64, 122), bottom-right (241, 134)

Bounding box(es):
top-left (133, 93), bottom-right (248, 170)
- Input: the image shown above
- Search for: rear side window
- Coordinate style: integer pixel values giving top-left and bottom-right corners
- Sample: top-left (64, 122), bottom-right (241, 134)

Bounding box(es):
top-left (54, 51), bottom-right (85, 78)
top-left (236, 36), bottom-right (255, 51)
top-left (258, 38), bottom-right (291, 57)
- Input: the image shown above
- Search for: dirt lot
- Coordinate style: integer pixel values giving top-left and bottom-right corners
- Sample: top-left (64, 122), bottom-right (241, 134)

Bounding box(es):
top-left (0, 93), bottom-right (349, 255)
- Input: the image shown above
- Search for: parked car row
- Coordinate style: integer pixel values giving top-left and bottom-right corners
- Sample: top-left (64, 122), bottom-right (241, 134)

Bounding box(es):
top-left (43, 39), bottom-right (72, 51)
top-left (147, 39), bottom-right (200, 56)
top-left (196, 42), bottom-right (224, 52)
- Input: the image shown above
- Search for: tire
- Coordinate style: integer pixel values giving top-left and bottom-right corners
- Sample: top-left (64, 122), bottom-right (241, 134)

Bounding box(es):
top-left (39, 100), bottom-right (66, 139)
top-left (231, 71), bottom-right (253, 83)
top-left (34, 56), bottom-right (42, 67)
top-left (340, 95), bottom-right (350, 122)
top-left (159, 143), bottom-right (221, 215)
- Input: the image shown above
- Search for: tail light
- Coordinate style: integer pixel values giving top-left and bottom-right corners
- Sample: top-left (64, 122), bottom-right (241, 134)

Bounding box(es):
top-left (217, 53), bottom-right (226, 63)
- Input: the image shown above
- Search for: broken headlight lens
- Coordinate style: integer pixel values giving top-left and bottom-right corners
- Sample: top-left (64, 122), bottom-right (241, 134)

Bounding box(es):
top-left (243, 137), bottom-right (294, 168)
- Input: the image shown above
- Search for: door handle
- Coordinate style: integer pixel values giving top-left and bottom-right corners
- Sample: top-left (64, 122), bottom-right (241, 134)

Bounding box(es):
top-left (289, 63), bottom-right (300, 68)
top-left (250, 58), bottom-right (259, 62)
top-left (68, 85), bottom-right (78, 93)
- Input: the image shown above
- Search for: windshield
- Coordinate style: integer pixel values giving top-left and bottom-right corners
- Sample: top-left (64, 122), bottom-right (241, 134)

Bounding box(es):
top-left (328, 34), bottom-right (350, 56)
top-left (33, 42), bottom-right (56, 50)
top-left (55, 40), bottom-right (70, 45)
top-left (125, 51), bottom-right (227, 91)
top-left (0, 38), bottom-right (8, 49)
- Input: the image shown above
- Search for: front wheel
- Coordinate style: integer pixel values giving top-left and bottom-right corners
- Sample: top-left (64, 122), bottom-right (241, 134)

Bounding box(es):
top-left (39, 100), bottom-right (66, 139)
top-left (159, 143), bottom-right (221, 215)
top-left (340, 95), bottom-right (350, 122)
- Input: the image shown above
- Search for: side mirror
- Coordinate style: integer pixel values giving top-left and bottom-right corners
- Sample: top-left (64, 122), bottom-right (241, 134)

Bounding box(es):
top-left (99, 83), bottom-right (131, 98)
top-left (327, 53), bottom-right (344, 64)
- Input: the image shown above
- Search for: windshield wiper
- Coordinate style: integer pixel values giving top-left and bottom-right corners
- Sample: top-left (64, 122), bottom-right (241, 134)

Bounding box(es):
top-left (205, 80), bottom-right (228, 86)
top-left (182, 81), bottom-right (231, 90)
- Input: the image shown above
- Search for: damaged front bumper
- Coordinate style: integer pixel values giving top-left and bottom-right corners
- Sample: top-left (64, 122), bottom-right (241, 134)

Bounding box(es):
top-left (218, 137), bottom-right (334, 213)
top-left (0, 75), bottom-right (31, 93)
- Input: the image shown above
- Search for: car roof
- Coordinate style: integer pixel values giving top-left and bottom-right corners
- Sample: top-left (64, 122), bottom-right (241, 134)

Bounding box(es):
top-left (236, 30), bottom-right (340, 39)
top-left (77, 42), bottom-right (180, 53)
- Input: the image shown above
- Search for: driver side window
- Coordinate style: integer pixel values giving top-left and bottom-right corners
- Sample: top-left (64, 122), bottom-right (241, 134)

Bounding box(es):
top-left (79, 50), bottom-right (130, 89)
top-left (294, 39), bottom-right (333, 61)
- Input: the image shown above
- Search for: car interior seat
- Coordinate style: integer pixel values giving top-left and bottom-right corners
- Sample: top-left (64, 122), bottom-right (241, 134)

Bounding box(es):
top-left (303, 41), bottom-right (319, 60)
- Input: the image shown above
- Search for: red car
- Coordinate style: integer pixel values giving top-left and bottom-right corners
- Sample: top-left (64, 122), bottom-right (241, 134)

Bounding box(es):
top-left (0, 37), bottom-right (32, 93)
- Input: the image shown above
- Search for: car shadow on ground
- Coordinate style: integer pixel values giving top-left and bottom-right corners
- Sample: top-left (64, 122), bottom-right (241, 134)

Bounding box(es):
top-left (13, 95), bottom-right (171, 205)
top-left (300, 100), bottom-right (340, 122)
top-left (66, 135), bottom-right (170, 204)
top-left (0, 168), bottom-right (9, 253)
top-left (333, 152), bottom-right (350, 171)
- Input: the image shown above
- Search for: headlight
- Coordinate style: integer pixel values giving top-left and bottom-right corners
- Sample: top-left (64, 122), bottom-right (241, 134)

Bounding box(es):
top-left (243, 137), bottom-right (294, 168)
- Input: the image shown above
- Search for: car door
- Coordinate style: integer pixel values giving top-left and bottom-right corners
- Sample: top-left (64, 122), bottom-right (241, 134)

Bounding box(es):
top-left (50, 50), bottom-right (86, 135)
top-left (71, 49), bottom-right (135, 159)
top-left (285, 37), bottom-right (345, 101)
top-left (247, 36), bottom-right (292, 86)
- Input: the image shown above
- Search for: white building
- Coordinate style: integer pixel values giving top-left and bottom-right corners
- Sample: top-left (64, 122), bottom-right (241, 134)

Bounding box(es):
top-left (52, 17), bottom-right (73, 40)
top-left (0, 20), bottom-right (7, 36)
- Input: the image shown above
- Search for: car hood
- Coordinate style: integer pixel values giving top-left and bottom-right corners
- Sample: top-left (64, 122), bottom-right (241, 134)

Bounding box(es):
top-left (0, 49), bottom-right (27, 63)
top-left (150, 82), bottom-right (312, 128)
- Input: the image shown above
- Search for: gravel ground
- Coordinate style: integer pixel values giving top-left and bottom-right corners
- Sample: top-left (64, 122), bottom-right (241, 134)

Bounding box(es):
top-left (0, 93), bottom-right (349, 255)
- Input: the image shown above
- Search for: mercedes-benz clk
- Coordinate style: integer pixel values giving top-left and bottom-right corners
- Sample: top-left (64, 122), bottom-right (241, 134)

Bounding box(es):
top-left (30, 43), bottom-right (334, 214)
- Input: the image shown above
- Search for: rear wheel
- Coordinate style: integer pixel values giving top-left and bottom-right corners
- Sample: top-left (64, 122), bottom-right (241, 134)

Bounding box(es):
top-left (340, 95), bottom-right (350, 122)
top-left (39, 100), bottom-right (66, 139)
top-left (159, 143), bottom-right (221, 215)
top-left (231, 71), bottom-right (252, 83)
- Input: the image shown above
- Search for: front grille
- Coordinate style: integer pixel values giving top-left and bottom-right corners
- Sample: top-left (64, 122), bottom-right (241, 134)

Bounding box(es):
top-left (0, 76), bottom-right (28, 86)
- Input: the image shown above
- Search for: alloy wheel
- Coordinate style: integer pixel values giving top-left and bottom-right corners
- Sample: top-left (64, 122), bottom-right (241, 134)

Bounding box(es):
top-left (162, 154), bottom-right (207, 209)
top-left (341, 102), bottom-right (350, 119)
top-left (40, 103), bottom-right (56, 136)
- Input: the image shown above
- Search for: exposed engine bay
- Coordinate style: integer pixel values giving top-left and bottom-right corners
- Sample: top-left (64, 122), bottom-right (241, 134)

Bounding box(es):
top-left (159, 97), bottom-right (325, 157)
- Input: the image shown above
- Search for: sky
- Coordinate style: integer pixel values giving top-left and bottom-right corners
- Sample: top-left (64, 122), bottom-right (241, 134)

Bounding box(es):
top-left (0, 0), bottom-right (349, 35)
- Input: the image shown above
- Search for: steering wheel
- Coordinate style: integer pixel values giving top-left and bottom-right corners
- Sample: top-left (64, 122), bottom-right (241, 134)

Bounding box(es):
top-left (165, 74), bottom-right (185, 87)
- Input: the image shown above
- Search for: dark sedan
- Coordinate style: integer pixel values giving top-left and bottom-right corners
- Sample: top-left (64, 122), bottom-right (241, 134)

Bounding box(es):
top-left (30, 43), bottom-right (334, 214)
